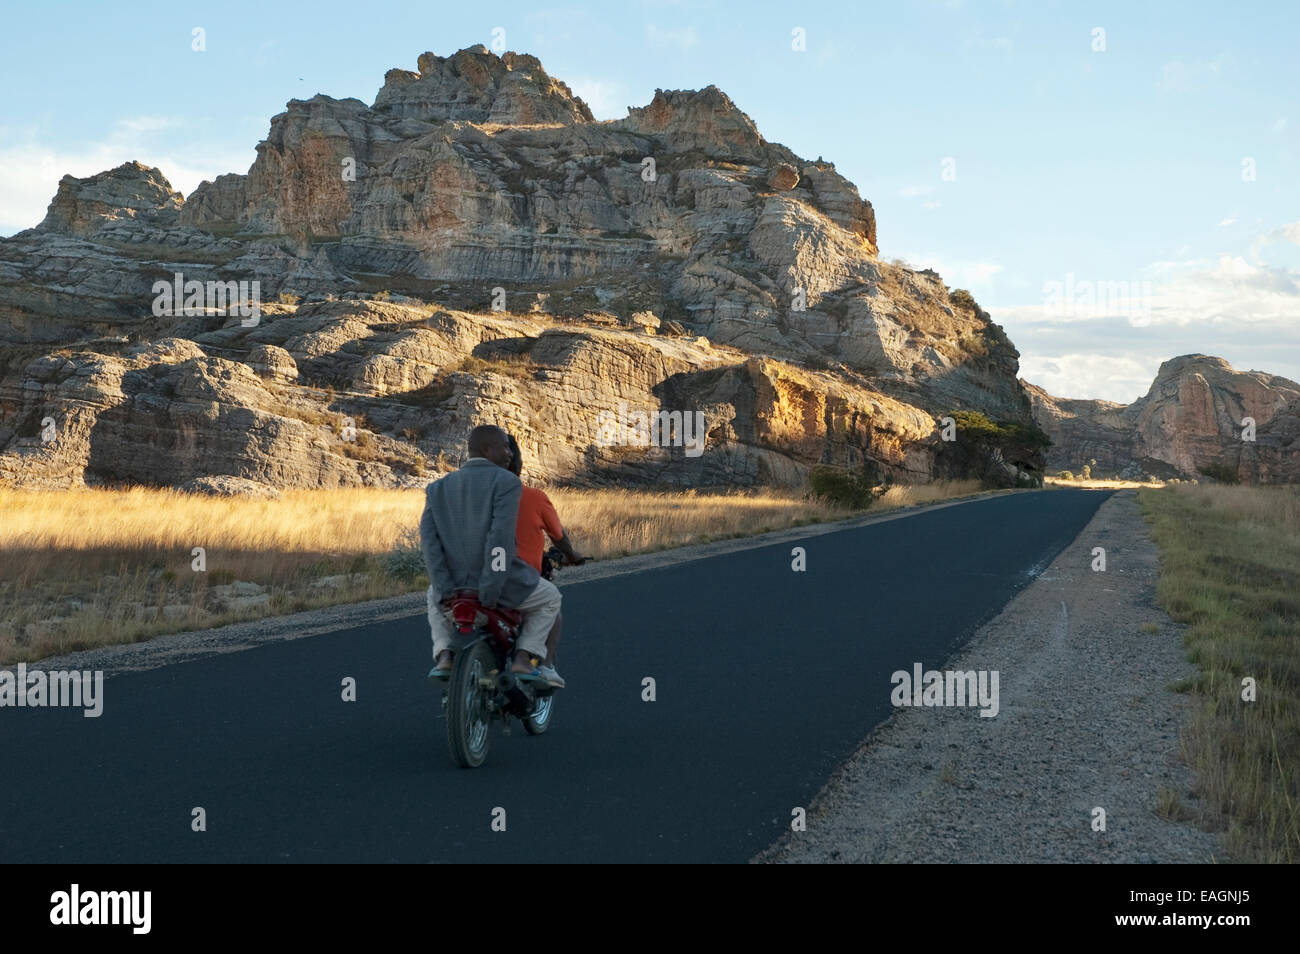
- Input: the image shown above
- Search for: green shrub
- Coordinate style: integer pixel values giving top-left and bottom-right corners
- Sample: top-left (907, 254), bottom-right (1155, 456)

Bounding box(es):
top-left (949, 288), bottom-right (978, 311)
top-left (807, 465), bottom-right (875, 509)
top-left (956, 330), bottom-right (989, 356)
top-left (1056, 470), bottom-right (1074, 480)
top-left (384, 527), bottom-right (426, 582)
top-left (1197, 461), bottom-right (1241, 484)
top-left (951, 410), bottom-right (1052, 449)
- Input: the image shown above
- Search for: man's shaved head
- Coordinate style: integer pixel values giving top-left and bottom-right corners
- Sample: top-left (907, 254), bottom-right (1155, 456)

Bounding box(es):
top-left (468, 424), bottom-right (508, 456)
top-left (468, 424), bottom-right (511, 467)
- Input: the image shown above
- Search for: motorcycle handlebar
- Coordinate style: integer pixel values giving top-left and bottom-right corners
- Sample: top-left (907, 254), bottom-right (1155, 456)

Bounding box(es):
top-left (544, 546), bottom-right (588, 569)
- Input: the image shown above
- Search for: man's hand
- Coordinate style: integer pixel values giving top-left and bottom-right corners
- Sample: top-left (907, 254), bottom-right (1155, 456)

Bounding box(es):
top-left (554, 533), bottom-right (586, 566)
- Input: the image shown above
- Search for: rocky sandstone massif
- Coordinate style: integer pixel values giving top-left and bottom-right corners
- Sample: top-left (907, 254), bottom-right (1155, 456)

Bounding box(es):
top-left (0, 46), bottom-right (1045, 493)
top-left (1025, 355), bottom-right (1300, 482)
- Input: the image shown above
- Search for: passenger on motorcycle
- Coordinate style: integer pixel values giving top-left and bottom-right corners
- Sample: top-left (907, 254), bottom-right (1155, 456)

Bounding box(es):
top-left (505, 434), bottom-right (585, 688)
top-left (420, 425), bottom-right (562, 683)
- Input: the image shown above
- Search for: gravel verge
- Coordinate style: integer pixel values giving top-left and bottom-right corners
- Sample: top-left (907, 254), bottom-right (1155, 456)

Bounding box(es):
top-left (755, 490), bottom-right (1223, 863)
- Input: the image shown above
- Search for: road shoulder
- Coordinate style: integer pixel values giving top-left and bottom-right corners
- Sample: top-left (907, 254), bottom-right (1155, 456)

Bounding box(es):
top-left (755, 490), bottom-right (1223, 863)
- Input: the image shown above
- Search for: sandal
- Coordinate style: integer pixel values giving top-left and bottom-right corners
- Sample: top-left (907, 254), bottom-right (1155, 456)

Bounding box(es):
top-left (428, 651), bottom-right (454, 680)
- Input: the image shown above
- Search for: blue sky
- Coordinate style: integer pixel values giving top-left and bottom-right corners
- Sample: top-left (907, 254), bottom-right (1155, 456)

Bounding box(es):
top-left (2, 0), bottom-right (1297, 400)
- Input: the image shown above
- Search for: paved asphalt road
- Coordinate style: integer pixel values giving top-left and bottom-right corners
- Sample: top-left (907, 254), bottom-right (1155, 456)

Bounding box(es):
top-left (2, 489), bottom-right (1111, 863)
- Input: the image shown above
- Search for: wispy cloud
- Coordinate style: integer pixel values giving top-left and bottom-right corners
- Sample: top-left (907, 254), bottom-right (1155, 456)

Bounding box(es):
top-left (567, 77), bottom-right (629, 120)
top-left (1272, 117), bottom-right (1288, 134)
top-left (644, 23), bottom-right (698, 51)
top-left (1258, 221), bottom-right (1300, 246)
top-left (998, 230), bottom-right (1300, 400)
top-left (898, 252), bottom-right (1003, 287)
top-left (116, 116), bottom-right (176, 135)
top-left (965, 32), bottom-right (1013, 52)
top-left (1019, 352), bottom-right (1157, 405)
top-left (997, 253), bottom-right (1300, 329)
top-left (899, 185), bottom-right (935, 198)
top-left (1157, 53), bottom-right (1228, 92)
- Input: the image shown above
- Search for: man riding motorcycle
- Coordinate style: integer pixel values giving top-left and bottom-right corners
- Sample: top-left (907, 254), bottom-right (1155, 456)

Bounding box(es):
top-left (420, 424), bottom-right (562, 684)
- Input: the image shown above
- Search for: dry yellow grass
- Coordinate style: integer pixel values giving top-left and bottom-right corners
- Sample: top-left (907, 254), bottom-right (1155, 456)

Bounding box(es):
top-left (0, 479), bottom-right (991, 663)
top-left (875, 479), bottom-right (984, 509)
top-left (1045, 476), bottom-right (1167, 490)
top-left (0, 486), bottom-right (420, 560)
top-left (1140, 482), bottom-right (1300, 862)
top-left (545, 486), bottom-right (853, 557)
top-left (0, 486), bottom-right (426, 664)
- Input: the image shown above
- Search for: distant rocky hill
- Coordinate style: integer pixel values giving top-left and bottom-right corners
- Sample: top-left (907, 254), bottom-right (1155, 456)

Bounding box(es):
top-left (1025, 355), bottom-right (1300, 482)
top-left (0, 46), bottom-right (1044, 493)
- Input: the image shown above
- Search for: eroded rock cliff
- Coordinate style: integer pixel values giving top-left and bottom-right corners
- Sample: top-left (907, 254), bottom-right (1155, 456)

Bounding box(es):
top-left (1025, 355), bottom-right (1300, 482)
top-left (0, 46), bottom-right (1043, 492)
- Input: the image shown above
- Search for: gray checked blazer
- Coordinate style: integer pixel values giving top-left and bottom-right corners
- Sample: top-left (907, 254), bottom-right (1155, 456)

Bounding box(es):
top-left (419, 457), bottom-right (540, 608)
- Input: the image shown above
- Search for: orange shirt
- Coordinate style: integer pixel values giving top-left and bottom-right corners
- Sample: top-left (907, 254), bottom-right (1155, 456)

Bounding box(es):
top-left (516, 485), bottom-right (564, 573)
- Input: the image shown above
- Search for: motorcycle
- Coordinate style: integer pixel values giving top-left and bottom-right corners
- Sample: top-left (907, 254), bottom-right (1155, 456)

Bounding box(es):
top-left (436, 546), bottom-right (583, 768)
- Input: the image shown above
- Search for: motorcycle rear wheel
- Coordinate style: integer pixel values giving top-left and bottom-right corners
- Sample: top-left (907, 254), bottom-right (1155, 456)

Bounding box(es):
top-left (446, 640), bottom-right (495, 768)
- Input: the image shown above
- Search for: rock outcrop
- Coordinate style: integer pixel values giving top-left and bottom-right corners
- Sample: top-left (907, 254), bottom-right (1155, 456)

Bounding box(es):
top-left (0, 46), bottom-right (1044, 492)
top-left (37, 161), bottom-right (184, 238)
top-left (0, 298), bottom-right (971, 490)
top-left (1025, 355), bottom-right (1300, 482)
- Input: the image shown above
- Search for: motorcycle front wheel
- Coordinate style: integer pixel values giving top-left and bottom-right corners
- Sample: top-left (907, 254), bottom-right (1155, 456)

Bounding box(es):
top-left (446, 640), bottom-right (494, 768)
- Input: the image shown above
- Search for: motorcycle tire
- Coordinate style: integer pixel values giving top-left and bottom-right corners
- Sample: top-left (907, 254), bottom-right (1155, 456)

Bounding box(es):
top-left (446, 640), bottom-right (494, 768)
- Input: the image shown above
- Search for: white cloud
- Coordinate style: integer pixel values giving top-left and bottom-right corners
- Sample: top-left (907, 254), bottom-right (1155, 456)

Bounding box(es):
top-left (994, 240), bottom-right (1300, 332)
top-left (0, 119), bottom-right (253, 235)
top-left (899, 252), bottom-right (1002, 288)
top-left (1019, 352), bottom-right (1157, 404)
top-left (115, 116), bottom-right (176, 135)
top-left (1217, 217), bottom-right (1235, 227)
top-left (899, 185), bottom-right (935, 198)
top-left (996, 232), bottom-right (1300, 400)
top-left (566, 77), bottom-right (628, 120)
top-left (644, 23), bottom-right (698, 51)
top-left (922, 200), bottom-right (942, 210)
top-left (1259, 221), bottom-right (1300, 246)
top-left (947, 262), bottom-right (1002, 285)
top-left (1272, 117), bottom-right (1288, 134)
top-left (1144, 254), bottom-right (1300, 325)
